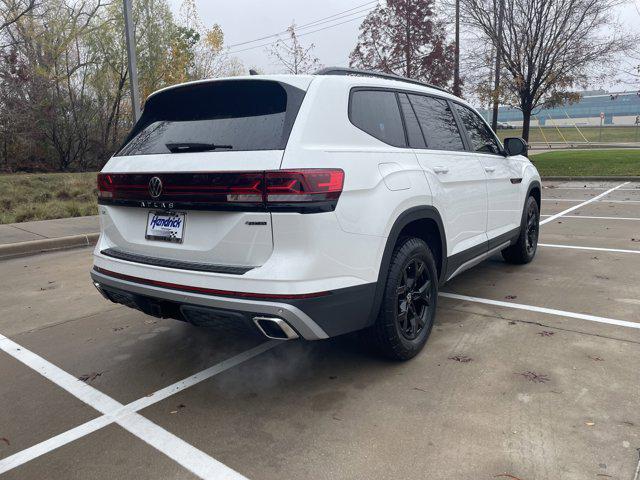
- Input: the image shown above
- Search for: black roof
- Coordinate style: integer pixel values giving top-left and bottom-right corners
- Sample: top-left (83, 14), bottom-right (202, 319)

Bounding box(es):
top-left (314, 67), bottom-right (451, 95)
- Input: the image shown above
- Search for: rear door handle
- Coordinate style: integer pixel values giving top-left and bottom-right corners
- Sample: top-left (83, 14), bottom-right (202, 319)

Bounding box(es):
top-left (433, 166), bottom-right (449, 174)
top-left (484, 166), bottom-right (496, 173)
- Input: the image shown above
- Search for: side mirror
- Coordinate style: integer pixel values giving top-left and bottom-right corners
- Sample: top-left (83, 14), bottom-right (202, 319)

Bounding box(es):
top-left (504, 137), bottom-right (528, 157)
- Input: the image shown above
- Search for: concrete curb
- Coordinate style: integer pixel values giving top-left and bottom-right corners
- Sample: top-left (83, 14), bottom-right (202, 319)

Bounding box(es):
top-left (0, 233), bottom-right (99, 260)
top-left (542, 176), bottom-right (640, 181)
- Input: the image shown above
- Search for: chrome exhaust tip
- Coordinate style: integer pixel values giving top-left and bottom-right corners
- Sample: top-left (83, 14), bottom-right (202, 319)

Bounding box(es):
top-left (92, 281), bottom-right (109, 300)
top-left (253, 317), bottom-right (299, 340)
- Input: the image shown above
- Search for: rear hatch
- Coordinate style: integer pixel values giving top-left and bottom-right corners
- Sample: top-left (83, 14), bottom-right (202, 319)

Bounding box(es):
top-left (98, 78), bottom-right (310, 269)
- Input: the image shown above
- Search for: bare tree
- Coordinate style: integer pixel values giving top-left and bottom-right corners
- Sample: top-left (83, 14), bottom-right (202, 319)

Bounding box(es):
top-left (267, 24), bottom-right (321, 75)
top-left (462, 0), bottom-right (636, 141)
top-left (0, 0), bottom-right (36, 34)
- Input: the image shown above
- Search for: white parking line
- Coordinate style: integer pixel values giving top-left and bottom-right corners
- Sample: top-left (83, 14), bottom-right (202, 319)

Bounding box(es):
top-left (543, 198), bottom-right (640, 203)
top-left (439, 292), bottom-right (640, 330)
top-left (544, 187), bottom-right (639, 191)
top-left (0, 334), bottom-right (278, 477)
top-left (0, 416), bottom-right (113, 474)
top-left (539, 243), bottom-right (640, 254)
top-left (540, 182), bottom-right (629, 225)
top-left (540, 214), bottom-right (640, 221)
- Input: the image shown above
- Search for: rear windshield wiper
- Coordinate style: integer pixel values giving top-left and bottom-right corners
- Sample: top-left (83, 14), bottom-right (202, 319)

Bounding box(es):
top-left (165, 142), bottom-right (233, 153)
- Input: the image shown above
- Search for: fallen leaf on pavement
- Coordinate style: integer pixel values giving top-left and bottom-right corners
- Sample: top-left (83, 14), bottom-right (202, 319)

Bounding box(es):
top-left (588, 355), bottom-right (604, 361)
top-left (78, 372), bottom-right (103, 383)
top-left (448, 355), bottom-right (472, 363)
top-left (494, 474), bottom-right (524, 480)
top-left (515, 371), bottom-right (549, 383)
top-left (537, 331), bottom-right (555, 337)
top-left (0, 437), bottom-right (9, 446)
top-left (505, 295), bottom-right (517, 300)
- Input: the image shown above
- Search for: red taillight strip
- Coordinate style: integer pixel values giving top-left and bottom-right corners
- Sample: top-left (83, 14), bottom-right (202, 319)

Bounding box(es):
top-left (97, 170), bottom-right (344, 204)
top-left (94, 267), bottom-right (330, 300)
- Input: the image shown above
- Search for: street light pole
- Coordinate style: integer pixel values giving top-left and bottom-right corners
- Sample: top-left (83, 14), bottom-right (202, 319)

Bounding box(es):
top-left (122, 0), bottom-right (141, 122)
top-left (490, 0), bottom-right (504, 131)
top-left (453, 0), bottom-right (461, 97)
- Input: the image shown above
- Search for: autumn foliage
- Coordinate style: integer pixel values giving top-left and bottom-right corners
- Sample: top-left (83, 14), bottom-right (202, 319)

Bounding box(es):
top-left (349, 0), bottom-right (455, 88)
top-left (0, 0), bottom-right (240, 173)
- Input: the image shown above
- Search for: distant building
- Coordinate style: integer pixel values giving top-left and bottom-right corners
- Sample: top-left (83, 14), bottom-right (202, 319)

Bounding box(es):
top-left (480, 90), bottom-right (640, 127)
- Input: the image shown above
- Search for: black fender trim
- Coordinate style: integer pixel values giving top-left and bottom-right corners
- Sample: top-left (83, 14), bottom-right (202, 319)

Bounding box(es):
top-left (526, 180), bottom-right (541, 203)
top-left (506, 179), bottom-right (541, 249)
top-left (367, 206), bottom-right (447, 327)
top-left (523, 180), bottom-right (542, 225)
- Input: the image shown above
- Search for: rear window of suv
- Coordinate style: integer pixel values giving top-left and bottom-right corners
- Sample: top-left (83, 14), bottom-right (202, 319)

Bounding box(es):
top-left (349, 90), bottom-right (406, 147)
top-left (117, 80), bottom-right (305, 156)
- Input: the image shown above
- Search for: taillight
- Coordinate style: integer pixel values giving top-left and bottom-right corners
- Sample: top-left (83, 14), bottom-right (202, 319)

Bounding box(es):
top-left (97, 173), bottom-right (114, 198)
top-left (265, 170), bottom-right (344, 203)
top-left (97, 169), bottom-right (344, 213)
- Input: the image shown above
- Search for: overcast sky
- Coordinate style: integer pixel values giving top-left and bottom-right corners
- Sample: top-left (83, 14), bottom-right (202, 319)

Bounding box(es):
top-left (167, 0), bottom-right (640, 90)
top-left (167, 0), bottom-right (376, 72)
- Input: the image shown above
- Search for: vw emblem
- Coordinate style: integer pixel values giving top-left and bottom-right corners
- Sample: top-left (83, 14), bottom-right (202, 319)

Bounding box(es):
top-left (148, 177), bottom-right (163, 198)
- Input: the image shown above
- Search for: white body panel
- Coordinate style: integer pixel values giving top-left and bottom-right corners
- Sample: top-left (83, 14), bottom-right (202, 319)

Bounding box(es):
top-left (415, 150), bottom-right (488, 256)
top-left (476, 153), bottom-right (523, 238)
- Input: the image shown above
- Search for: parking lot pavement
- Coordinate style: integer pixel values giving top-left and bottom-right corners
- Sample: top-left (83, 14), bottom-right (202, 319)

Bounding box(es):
top-left (541, 218), bottom-right (640, 250)
top-left (1, 181), bottom-right (639, 480)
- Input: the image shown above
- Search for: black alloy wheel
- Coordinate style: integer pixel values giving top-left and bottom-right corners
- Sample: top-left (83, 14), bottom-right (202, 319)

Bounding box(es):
top-left (396, 258), bottom-right (433, 340)
top-left (502, 195), bottom-right (540, 264)
top-left (367, 237), bottom-right (438, 361)
top-left (525, 202), bottom-right (539, 256)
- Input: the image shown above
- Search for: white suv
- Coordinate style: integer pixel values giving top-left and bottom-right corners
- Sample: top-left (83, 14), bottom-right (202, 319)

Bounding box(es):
top-left (91, 68), bottom-right (541, 360)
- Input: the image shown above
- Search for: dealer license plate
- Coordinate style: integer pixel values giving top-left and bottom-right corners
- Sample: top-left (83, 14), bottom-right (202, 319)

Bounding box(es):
top-left (145, 212), bottom-right (185, 243)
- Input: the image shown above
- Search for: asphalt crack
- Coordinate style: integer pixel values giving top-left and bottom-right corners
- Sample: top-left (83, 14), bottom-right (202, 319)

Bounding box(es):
top-left (7, 305), bottom-right (125, 340)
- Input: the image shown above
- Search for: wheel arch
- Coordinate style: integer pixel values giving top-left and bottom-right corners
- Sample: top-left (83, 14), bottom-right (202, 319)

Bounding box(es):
top-left (527, 180), bottom-right (541, 210)
top-left (368, 206), bottom-right (447, 325)
top-left (517, 179), bottom-right (542, 235)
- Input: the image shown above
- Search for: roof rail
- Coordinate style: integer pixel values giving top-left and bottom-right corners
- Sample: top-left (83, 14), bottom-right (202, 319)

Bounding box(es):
top-left (314, 67), bottom-right (451, 95)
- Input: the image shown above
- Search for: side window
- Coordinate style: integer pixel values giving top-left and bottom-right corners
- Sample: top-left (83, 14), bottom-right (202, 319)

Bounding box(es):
top-left (453, 103), bottom-right (502, 155)
top-left (349, 90), bottom-right (406, 148)
top-left (408, 94), bottom-right (465, 151)
top-left (398, 93), bottom-right (426, 148)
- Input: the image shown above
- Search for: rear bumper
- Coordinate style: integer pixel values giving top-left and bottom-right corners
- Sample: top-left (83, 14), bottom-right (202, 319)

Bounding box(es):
top-left (91, 268), bottom-right (376, 340)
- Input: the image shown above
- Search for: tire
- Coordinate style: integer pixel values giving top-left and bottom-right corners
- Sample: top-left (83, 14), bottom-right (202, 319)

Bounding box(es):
top-left (367, 237), bottom-right (438, 361)
top-left (502, 195), bottom-right (540, 264)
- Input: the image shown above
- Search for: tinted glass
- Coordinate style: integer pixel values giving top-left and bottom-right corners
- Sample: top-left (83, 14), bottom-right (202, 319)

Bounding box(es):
top-left (350, 90), bottom-right (406, 147)
top-left (118, 80), bottom-right (300, 156)
top-left (408, 95), bottom-right (464, 151)
top-left (398, 93), bottom-right (426, 148)
top-left (453, 103), bottom-right (502, 154)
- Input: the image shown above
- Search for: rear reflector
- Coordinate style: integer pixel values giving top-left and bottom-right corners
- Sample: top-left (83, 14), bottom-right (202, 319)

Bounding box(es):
top-left (93, 267), bottom-right (330, 299)
top-left (97, 169), bottom-right (344, 213)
